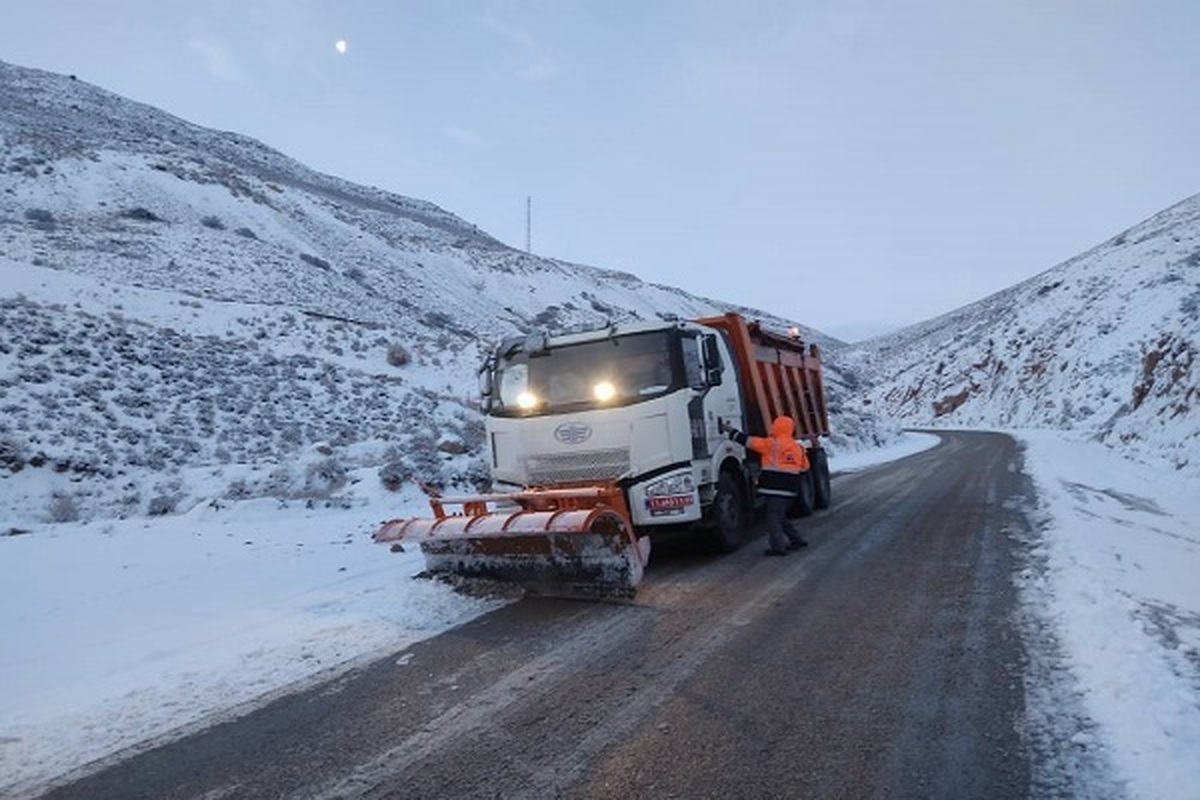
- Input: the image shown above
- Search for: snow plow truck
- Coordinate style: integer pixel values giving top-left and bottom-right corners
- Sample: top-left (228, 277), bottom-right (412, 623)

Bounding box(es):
top-left (374, 312), bottom-right (832, 599)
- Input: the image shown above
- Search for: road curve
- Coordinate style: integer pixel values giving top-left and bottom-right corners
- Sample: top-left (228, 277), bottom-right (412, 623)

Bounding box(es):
top-left (42, 431), bottom-right (1035, 799)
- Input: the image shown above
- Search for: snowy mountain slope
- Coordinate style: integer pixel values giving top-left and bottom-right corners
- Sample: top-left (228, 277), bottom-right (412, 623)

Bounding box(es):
top-left (0, 59), bottom-right (738, 341)
top-left (0, 60), bottom-right (883, 526)
top-left (853, 194), bottom-right (1200, 474)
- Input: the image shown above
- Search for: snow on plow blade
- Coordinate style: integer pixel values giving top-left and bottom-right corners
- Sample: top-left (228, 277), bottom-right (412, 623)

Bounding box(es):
top-left (374, 483), bottom-right (651, 600)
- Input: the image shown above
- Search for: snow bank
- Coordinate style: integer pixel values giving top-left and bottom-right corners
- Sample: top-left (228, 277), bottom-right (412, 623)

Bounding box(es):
top-left (829, 430), bottom-right (940, 471)
top-left (0, 484), bottom-right (503, 798)
top-left (1017, 430), bottom-right (1200, 799)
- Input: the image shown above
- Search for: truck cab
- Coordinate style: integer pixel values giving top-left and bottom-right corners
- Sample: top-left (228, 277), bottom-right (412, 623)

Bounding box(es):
top-left (480, 320), bottom-right (744, 531)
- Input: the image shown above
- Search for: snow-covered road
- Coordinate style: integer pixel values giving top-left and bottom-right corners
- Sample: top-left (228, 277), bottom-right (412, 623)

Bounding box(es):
top-left (2, 431), bottom-right (1198, 798)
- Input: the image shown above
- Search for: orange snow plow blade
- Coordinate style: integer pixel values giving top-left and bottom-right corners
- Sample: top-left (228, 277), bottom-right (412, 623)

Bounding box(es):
top-left (374, 483), bottom-right (650, 600)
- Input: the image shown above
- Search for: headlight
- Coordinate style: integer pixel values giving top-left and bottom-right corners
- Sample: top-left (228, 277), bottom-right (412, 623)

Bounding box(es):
top-left (516, 391), bottom-right (539, 410)
top-left (645, 472), bottom-right (695, 496)
top-left (593, 381), bottom-right (616, 402)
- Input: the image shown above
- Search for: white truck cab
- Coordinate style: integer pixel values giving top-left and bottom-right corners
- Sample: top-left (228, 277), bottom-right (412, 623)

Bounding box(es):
top-left (480, 319), bottom-right (743, 531)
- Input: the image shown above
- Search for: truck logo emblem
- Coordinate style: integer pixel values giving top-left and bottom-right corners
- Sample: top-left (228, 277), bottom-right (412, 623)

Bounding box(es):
top-left (554, 423), bottom-right (592, 445)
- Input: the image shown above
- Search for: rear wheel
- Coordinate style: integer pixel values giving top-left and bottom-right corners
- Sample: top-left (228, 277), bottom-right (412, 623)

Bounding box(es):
top-left (811, 448), bottom-right (832, 510)
top-left (709, 471), bottom-right (747, 553)
top-left (789, 470), bottom-right (815, 518)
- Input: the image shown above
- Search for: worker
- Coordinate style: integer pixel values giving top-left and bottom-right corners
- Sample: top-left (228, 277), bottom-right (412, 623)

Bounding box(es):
top-left (721, 416), bottom-right (810, 556)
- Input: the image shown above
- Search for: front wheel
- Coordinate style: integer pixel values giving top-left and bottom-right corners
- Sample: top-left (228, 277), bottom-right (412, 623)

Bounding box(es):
top-left (709, 471), bottom-right (747, 553)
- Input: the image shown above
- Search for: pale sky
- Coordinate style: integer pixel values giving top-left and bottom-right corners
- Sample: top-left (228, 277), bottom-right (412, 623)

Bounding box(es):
top-left (4, 1), bottom-right (1198, 340)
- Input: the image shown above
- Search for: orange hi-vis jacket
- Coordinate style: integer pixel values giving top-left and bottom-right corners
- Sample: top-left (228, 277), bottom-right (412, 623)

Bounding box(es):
top-left (729, 416), bottom-right (810, 497)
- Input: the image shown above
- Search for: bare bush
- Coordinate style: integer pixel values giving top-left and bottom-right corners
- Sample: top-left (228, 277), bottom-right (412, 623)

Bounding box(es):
top-left (47, 491), bottom-right (80, 523)
top-left (387, 342), bottom-right (411, 367)
top-left (24, 207), bottom-right (56, 230)
top-left (120, 207), bottom-right (162, 222)
top-left (422, 311), bottom-right (452, 329)
top-left (299, 253), bottom-right (331, 271)
top-left (378, 459), bottom-right (412, 492)
top-left (460, 416), bottom-right (487, 450)
top-left (0, 438), bottom-right (27, 472)
top-left (437, 439), bottom-right (469, 455)
top-left (148, 493), bottom-right (179, 516)
top-left (303, 457), bottom-right (347, 497)
top-left (532, 306), bottom-right (561, 327)
top-left (408, 431), bottom-right (444, 486)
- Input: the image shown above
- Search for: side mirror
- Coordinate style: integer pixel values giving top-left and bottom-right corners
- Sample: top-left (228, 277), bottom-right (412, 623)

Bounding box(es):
top-left (702, 335), bottom-right (723, 386)
top-left (477, 359), bottom-right (494, 411)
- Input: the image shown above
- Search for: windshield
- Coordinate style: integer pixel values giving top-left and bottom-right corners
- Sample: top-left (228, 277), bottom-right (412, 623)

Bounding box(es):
top-left (491, 330), bottom-right (685, 416)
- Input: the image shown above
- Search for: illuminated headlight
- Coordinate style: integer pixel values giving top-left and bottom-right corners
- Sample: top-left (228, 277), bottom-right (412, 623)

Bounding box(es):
top-left (516, 391), bottom-right (539, 410)
top-left (593, 381), bottom-right (616, 402)
top-left (645, 472), bottom-right (695, 496)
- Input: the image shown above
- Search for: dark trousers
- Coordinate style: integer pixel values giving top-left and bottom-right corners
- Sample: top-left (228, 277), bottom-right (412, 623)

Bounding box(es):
top-left (764, 494), bottom-right (803, 552)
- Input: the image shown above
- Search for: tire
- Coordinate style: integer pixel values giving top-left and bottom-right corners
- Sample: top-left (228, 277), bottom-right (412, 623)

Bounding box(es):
top-left (789, 469), bottom-right (815, 518)
top-left (709, 470), bottom-right (747, 553)
top-left (811, 448), bottom-right (832, 510)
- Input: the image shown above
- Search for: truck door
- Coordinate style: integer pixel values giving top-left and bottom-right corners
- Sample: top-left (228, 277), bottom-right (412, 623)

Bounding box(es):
top-left (683, 332), bottom-right (741, 460)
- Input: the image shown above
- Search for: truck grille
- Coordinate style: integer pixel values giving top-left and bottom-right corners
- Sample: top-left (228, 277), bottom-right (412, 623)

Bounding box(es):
top-left (525, 448), bottom-right (631, 484)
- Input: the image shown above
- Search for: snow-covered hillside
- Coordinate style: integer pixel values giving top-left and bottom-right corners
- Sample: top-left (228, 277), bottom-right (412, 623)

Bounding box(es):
top-left (0, 60), bottom-right (884, 526)
top-left (854, 194), bottom-right (1200, 475)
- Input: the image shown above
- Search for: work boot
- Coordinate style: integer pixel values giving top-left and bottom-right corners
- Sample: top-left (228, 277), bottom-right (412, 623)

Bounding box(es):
top-left (787, 538), bottom-right (809, 550)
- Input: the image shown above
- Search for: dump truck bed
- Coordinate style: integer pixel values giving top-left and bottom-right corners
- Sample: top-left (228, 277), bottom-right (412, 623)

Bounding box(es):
top-left (696, 313), bottom-right (830, 443)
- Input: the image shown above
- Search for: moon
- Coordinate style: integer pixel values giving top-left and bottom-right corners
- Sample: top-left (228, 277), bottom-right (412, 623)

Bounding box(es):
top-left (335, 39), bottom-right (348, 55)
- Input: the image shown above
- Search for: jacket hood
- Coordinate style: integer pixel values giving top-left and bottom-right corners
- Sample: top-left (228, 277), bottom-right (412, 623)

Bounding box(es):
top-left (771, 416), bottom-right (795, 437)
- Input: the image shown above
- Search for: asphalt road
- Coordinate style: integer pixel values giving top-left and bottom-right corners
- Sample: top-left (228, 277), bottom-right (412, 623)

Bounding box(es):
top-left (43, 431), bottom-right (1036, 799)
